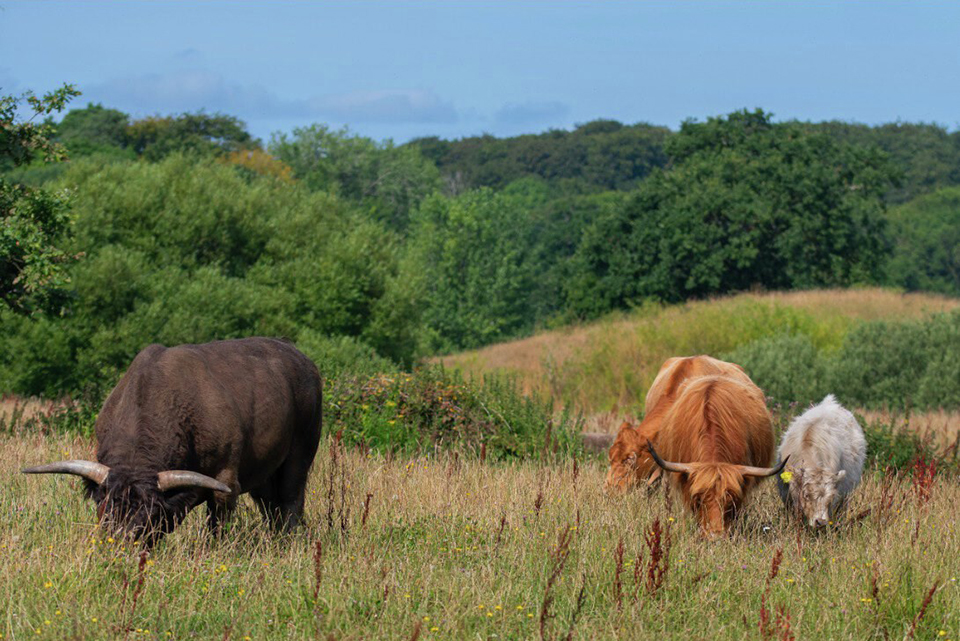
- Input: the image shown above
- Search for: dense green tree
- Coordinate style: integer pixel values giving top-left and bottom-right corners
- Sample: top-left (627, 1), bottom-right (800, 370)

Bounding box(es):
top-left (566, 110), bottom-right (895, 317)
top-left (0, 155), bottom-right (412, 397)
top-left (7, 97), bottom-right (960, 401)
top-left (0, 84), bottom-right (80, 314)
top-left (63, 155), bottom-right (273, 277)
top-left (269, 125), bottom-right (440, 231)
top-left (401, 189), bottom-right (535, 353)
top-left (408, 120), bottom-right (669, 194)
top-left (806, 121), bottom-right (960, 203)
top-left (528, 189), bottom-right (628, 324)
top-left (55, 103), bottom-right (134, 159)
top-left (886, 186), bottom-right (960, 295)
top-left (126, 112), bottom-right (257, 161)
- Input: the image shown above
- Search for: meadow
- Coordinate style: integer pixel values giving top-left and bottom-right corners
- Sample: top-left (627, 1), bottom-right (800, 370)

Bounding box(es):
top-left (2, 428), bottom-right (957, 640)
top-left (3, 289), bottom-right (960, 640)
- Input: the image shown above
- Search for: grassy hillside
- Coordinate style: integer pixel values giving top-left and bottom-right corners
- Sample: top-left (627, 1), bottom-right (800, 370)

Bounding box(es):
top-left (2, 432), bottom-right (957, 640)
top-left (438, 289), bottom-right (959, 416)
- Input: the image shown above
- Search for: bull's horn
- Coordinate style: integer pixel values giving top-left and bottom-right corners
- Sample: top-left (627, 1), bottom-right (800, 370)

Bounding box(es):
top-left (647, 442), bottom-right (696, 474)
top-left (21, 460), bottom-right (110, 485)
top-left (157, 471), bottom-right (231, 494)
top-left (738, 456), bottom-right (790, 478)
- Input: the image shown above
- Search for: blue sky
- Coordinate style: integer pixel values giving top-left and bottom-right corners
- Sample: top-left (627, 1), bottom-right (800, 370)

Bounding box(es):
top-left (1, 1), bottom-right (958, 143)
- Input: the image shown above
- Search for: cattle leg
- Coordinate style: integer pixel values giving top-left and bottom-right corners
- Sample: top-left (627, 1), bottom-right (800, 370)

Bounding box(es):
top-left (251, 462), bottom-right (309, 532)
top-left (272, 409), bottom-right (321, 532)
top-left (250, 484), bottom-right (286, 531)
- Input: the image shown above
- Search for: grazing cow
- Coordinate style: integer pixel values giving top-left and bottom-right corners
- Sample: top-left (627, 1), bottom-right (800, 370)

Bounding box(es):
top-left (645, 372), bottom-right (786, 538)
top-left (603, 356), bottom-right (753, 493)
top-left (775, 395), bottom-right (866, 528)
top-left (22, 337), bottom-right (322, 545)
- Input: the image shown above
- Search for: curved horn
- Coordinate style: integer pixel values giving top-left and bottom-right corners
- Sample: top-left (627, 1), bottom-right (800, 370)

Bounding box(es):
top-left (738, 455), bottom-right (790, 479)
top-left (647, 442), bottom-right (696, 475)
top-left (21, 460), bottom-right (110, 485)
top-left (157, 471), bottom-right (231, 494)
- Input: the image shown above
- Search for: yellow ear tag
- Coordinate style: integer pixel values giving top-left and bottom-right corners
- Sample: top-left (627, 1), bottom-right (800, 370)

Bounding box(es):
top-left (780, 470), bottom-right (793, 483)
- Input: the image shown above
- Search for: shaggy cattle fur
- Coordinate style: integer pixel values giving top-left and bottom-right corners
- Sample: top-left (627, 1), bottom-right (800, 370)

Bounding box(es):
top-left (604, 355), bottom-right (752, 493)
top-left (776, 395), bottom-right (866, 528)
top-left (26, 337), bottom-right (323, 545)
top-left (653, 374), bottom-right (776, 538)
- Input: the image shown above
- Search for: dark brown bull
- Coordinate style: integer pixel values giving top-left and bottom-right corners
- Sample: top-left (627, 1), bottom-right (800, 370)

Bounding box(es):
top-left (23, 337), bottom-right (322, 545)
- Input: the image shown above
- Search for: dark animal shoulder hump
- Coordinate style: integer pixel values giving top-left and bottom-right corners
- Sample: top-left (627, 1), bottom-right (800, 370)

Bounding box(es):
top-left (128, 344), bottom-right (168, 370)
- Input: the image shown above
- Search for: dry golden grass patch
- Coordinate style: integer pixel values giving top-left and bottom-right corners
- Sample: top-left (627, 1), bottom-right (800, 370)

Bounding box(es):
top-left (750, 288), bottom-right (958, 321)
top-left (858, 408), bottom-right (960, 452)
top-left (2, 433), bottom-right (958, 640)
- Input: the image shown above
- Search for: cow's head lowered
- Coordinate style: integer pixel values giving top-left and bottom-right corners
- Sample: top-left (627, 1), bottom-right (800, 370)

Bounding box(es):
top-left (22, 460), bottom-right (229, 544)
top-left (604, 422), bottom-right (662, 493)
top-left (647, 443), bottom-right (786, 539)
top-left (784, 466), bottom-right (846, 528)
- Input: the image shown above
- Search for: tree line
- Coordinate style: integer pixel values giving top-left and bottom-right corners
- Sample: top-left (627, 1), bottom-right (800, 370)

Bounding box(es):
top-left (2, 87), bottom-right (959, 398)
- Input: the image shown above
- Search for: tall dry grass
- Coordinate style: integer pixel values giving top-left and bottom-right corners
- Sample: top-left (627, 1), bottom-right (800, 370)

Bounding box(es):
top-left (2, 433), bottom-right (957, 639)
top-left (438, 288), bottom-right (959, 414)
top-left (858, 408), bottom-right (960, 453)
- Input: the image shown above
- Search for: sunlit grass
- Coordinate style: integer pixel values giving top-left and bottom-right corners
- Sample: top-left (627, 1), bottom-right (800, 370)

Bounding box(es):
top-left (2, 432), bottom-right (958, 639)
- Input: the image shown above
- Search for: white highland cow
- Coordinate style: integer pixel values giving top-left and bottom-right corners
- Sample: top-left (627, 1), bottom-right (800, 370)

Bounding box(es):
top-left (776, 395), bottom-right (866, 528)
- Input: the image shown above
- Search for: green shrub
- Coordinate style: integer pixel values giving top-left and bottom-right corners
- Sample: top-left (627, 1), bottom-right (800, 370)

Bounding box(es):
top-left (913, 312), bottom-right (960, 408)
top-left (296, 331), bottom-right (397, 380)
top-left (324, 367), bottom-right (581, 459)
top-left (859, 413), bottom-right (948, 472)
top-left (724, 311), bottom-right (960, 411)
top-left (828, 310), bottom-right (960, 409)
top-left (828, 319), bottom-right (932, 409)
top-left (724, 334), bottom-right (829, 405)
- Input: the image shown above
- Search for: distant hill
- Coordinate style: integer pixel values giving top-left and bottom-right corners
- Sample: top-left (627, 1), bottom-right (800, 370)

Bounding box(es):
top-left (437, 288), bottom-right (959, 415)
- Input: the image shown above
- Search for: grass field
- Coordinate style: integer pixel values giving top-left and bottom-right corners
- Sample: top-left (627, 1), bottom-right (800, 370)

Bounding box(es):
top-left (438, 288), bottom-right (960, 415)
top-left (2, 432), bottom-right (958, 640)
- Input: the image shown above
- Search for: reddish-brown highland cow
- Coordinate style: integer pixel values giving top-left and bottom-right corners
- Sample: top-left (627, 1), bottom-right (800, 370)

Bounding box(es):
top-left (605, 355), bottom-right (786, 538)
top-left (603, 355), bottom-right (753, 493)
